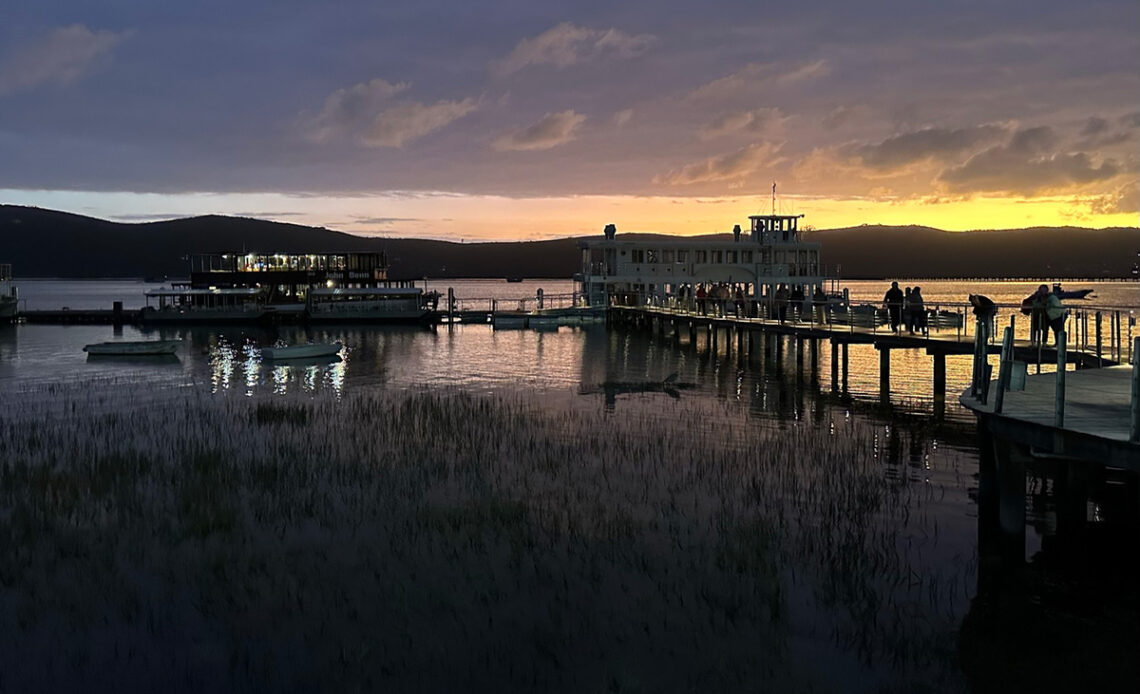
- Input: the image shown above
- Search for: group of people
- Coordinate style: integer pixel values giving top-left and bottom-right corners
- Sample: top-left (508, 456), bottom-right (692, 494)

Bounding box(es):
top-left (690, 283), bottom-right (746, 317)
top-left (882, 282), bottom-right (927, 334)
top-left (1021, 284), bottom-right (1066, 345)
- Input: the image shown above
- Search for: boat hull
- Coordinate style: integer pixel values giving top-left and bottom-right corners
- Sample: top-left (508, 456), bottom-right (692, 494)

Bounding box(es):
top-left (260, 342), bottom-right (343, 360)
top-left (140, 307), bottom-right (269, 324)
top-left (83, 340), bottom-right (181, 356)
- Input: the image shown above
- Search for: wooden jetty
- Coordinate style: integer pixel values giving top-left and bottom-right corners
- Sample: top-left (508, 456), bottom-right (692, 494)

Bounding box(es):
top-left (606, 300), bottom-right (1130, 404)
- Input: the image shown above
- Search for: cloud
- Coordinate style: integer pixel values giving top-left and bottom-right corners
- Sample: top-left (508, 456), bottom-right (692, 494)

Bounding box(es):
top-left (1086, 181), bottom-right (1139, 215)
top-left (612, 108), bottom-right (634, 127)
top-left (307, 78), bottom-right (409, 143)
top-left (699, 108), bottom-right (784, 139)
top-left (493, 110), bottom-right (586, 151)
top-left (687, 60), bottom-right (830, 102)
top-left (938, 126), bottom-right (1120, 195)
top-left (1120, 112), bottom-right (1140, 129)
top-left (821, 105), bottom-right (864, 130)
top-left (1080, 116), bottom-right (1109, 137)
top-left (362, 98), bottom-right (477, 148)
top-left (844, 124), bottom-right (1009, 171)
top-left (654, 142), bottom-right (785, 186)
top-left (494, 23), bottom-right (654, 76)
top-left (0, 24), bottom-right (126, 94)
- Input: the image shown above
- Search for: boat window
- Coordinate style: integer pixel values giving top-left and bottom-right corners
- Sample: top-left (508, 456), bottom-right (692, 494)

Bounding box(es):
top-left (711, 251), bottom-right (723, 263)
top-left (741, 251), bottom-right (752, 263)
top-left (677, 250), bottom-right (688, 262)
top-left (646, 249), bottom-right (659, 263)
top-left (727, 251), bottom-right (737, 264)
top-left (695, 250), bottom-right (707, 263)
top-left (631, 249), bottom-right (645, 263)
top-left (662, 250), bottom-right (674, 263)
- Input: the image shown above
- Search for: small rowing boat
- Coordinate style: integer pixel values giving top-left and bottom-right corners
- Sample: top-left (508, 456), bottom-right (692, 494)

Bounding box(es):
top-left (260, 341), bottom-right (342, 360)
top-left (83, 339), bottom-right (181, 356)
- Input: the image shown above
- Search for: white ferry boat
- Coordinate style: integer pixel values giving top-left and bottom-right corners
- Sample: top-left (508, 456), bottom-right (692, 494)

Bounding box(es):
top-left (0, 264), bottom-right (17, 321)
top-left (141, 252), bottom-right (432, 324)
top-left (575, 211), bottom-right (831, 315)
top-left (307, 287), bottom-right (433, 322)
top-left (140, 287), bottom-right (267, 323)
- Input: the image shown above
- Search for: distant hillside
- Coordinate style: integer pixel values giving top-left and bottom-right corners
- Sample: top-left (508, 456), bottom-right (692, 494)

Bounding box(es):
top-left (804, 225), bottom-right (1140, 279)
top-left (1, 204), bottom-right (1137, 279)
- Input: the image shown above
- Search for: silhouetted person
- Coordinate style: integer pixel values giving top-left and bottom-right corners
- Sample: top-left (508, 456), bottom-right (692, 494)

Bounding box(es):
top-left (883, 281), bottom-right (904, 332)
top-left (1023, 284), bottom-right (1049, 345)
top-left (1046, 285), bottom-right (1066, 344)
top-left (909, 287), bottom-right (926, 335)
top-left (695, 284), bottom-right (707, 315)
top-left (775, 284), bottom-right (790, 324)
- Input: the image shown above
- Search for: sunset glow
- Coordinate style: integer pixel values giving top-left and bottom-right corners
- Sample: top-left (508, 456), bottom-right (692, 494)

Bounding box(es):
top-left (1, 2), bottom-right (1137, 239)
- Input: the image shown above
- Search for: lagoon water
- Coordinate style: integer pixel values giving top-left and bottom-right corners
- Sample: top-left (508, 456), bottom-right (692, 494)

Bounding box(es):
top-left (1, 278), bottom-right (1138, 691)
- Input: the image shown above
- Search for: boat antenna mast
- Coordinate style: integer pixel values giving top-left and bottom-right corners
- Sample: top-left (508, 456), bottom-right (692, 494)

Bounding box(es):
top-left (771, 181), bottom-right (777, 215)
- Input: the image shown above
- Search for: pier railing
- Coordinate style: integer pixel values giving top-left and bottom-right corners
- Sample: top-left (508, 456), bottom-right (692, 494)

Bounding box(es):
top-left (447, 292), bottom-right (583, 316)
top-left (619, 294), bottom-right (1137, 365)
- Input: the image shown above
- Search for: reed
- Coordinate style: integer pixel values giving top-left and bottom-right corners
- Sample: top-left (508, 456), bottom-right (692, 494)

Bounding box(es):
top-left (0, 382), bottom-right (973, 692)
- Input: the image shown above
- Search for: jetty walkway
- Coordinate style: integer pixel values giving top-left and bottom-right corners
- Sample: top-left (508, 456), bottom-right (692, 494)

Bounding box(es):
top-left (607, 298), bottom-right (1134, 403)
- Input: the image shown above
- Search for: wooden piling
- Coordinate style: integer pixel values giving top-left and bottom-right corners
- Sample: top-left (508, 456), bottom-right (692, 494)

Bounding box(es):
top-left (1056, 330), bottom-right (1067, 428)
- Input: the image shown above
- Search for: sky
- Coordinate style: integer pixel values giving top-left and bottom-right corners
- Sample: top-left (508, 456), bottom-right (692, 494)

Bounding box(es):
top-left (1, 0), bottom-right (1138, 240)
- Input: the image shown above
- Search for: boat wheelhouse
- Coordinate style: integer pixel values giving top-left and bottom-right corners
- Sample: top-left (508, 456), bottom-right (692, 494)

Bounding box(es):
top-left (0, 264), bottom-right (16, 320)
top-left (575, 213), bottom-right (830, 312)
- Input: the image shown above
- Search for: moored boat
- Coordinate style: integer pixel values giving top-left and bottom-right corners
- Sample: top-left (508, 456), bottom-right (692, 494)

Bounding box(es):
top-left (260, 342), bottom-right (342, 360)
top-left (83, 339), bottom-right (181, 356)
top-left (307, 287), bottom-right (432, 322)
top-left (141, 287), bottom-right (268, 323)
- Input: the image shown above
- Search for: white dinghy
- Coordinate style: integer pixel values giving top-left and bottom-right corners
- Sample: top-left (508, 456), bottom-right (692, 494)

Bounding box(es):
top-left (260, 342), bottom-right (342, 360)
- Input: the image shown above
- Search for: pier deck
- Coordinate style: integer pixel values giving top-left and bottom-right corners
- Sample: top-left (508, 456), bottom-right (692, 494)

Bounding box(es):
top-left (960, 366), bottom-right (1140, 469)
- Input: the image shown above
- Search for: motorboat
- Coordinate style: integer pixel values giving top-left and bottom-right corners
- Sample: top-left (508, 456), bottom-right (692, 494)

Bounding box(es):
top-left (260, 342), bottom-right (342, 360)
top-left (83, 339), bottom-right (181, 356)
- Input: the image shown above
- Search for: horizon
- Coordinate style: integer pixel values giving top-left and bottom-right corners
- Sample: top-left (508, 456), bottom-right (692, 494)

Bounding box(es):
top-left (1, 2), bottom-right (1138, 241)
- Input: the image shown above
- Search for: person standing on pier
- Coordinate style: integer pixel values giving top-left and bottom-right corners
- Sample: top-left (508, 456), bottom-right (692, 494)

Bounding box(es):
top-left (883, 281), bottom-right (904, 332)
top-left (695, 284), bottom-right (707, 315)
top-left (1045, 284), bottom-right (1066, 345)
top-left (908, 287), bottom-right (926, 335)
top-left (775, 284), bottom-right (790, 324)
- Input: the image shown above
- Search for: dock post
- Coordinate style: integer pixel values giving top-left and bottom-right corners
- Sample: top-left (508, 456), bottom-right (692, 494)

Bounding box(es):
top-left (879, 348), bottom-right (890, 402)
top-left (1056, 458), bottom-right (1089, 549)
top-left (830, 340), bottom-right (839, 392)
top-left (841, 342), bottom-right (849, 393)
top-left (1131, 336), bottom-right (1140, 443)
top-left (995, 440), bottom-right (1027, 564)
top-left (1095, 312), bottom-right (1102, 367)
top-left (994, 326), bottom-right (1014, 414)
top-left (933, 352), bottom-right (946, 399)
top-left (1056, 330), bottom-right (1067, 428)
top-left (448, 288), bottom-right (455, 323)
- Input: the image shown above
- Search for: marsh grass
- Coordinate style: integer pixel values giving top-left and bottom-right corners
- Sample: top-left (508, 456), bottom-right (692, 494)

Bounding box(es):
top-left (0, 383), bottom-right (973, 692)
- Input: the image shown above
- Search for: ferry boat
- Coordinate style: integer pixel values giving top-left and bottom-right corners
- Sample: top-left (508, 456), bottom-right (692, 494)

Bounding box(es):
top-left (307, 287), bottom-right (433, 323)
top-left (140, 287), bottom-right (268, 323)
top-left (142, 252), bottom-right (433, 323)
top-left (575, 211), bottom-right (831, 315)
top-left (0, 264), bottom-right (17, 321)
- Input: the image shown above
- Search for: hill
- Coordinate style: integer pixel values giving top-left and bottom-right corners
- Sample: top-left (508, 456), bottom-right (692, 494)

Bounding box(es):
top-left (1, 205), bottom-right (1137, 279)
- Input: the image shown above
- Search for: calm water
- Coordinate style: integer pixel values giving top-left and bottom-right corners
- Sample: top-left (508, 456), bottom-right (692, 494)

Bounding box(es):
top-left (2, 279), bottom-right (1137, 691)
